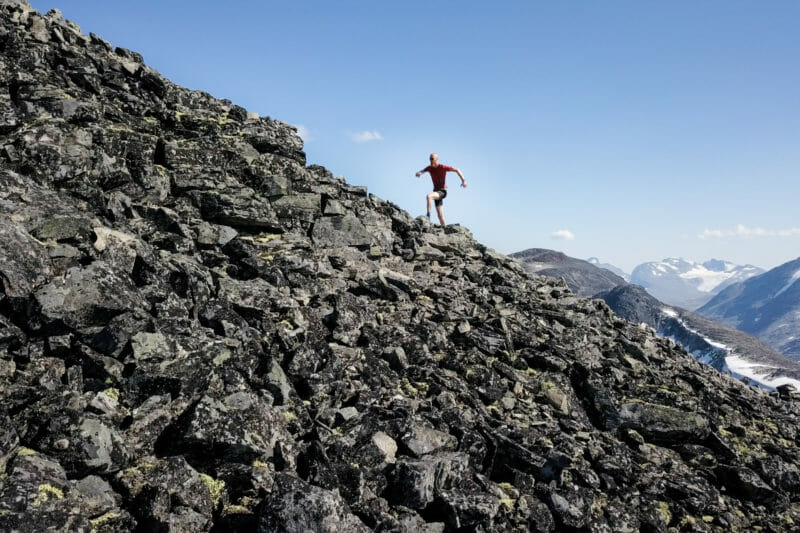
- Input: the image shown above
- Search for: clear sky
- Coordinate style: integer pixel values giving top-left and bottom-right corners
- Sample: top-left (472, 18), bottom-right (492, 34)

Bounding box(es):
top-left (29, 1), bottom-right (800, 273)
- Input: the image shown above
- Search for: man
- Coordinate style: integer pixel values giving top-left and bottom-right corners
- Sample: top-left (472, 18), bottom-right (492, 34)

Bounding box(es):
top-left (415, 153), bottom-right (467, 226)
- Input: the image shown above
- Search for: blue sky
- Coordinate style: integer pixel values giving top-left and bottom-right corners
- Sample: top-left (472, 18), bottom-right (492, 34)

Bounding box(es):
top-left (29, 1), bottom-right (800, 272)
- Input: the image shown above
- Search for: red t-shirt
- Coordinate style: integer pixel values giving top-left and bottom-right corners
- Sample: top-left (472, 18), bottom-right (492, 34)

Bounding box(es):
top-left (423, 164), bottom-right (454, 190)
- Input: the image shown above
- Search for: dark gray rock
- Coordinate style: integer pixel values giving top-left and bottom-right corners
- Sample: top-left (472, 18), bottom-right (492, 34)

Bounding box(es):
top-left (257, 473), bottom-right (369, 533)
top-left (172, 392), bottom-right (293, 465)
top-left (618, 400), bottom-right (709, 445)
top-left (1, 3), bottom-right (800, 531)
top-left (389, 453), bottom-right (470, 509)
top-left (114, 456), bottom-right (216, 531)
top-left (402, 425), bottom-right (458, 458)
top-left (311, 213), bottom-right (371, 248)
top-left (33, 261), bottom-right (145, 332)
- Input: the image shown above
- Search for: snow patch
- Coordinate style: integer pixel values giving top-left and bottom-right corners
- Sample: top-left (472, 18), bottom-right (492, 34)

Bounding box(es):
top-left (704, 338), bottom-right (728, 351)
top-left (679, 266), bottom-right (732, 292)
top-left (725, 355), bottom-right (800, 392)
top-left (662, 313), bottom-right (798, 391)
top-left (661, 308), bottom-right (678, 318)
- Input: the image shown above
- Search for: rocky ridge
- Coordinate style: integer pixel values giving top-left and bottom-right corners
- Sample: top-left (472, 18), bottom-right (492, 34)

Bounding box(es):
top-left (511, 249), bottom-right (627, 299)
top-left (2, 2), bottom-right (800, 531)
top-left (597, 285), bottom-right (800, 387)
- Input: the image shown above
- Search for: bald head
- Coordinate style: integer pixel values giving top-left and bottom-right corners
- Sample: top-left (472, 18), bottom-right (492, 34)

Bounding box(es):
top-left (429, 153), bottom-right (439, 166)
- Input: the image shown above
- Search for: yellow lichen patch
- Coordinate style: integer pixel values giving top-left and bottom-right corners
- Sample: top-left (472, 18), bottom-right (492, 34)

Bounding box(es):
top-left (702, 515), bottom-right (714, 523)
top-left (253, 233), bottom-right (281, 244)
top-left (223, 504), bottom-right (251, 515)
top-left (17, 447), bottom-right (37, 457)
top-left (591, 493), bottom-right (608, 517)
top-left (679, 516), bottom-right (697, 527)
top-left (499, 498), bottom-right (515, 510)
top-left (498, 482), bottom-right (516, 495)
top-left (656, 501), bottom-right (672, 524)
top-left (758, 419), bottom-right (779, 434)
top-left (415, 294), bottom-right (434, 308)
top-left (401, 377), bottom-right (421, 397)
top-left (282, 410), bottom-right (297, 422)
top-left (498, 349), bottom-right (517, 362)
top-left (28, 234), bottom-right (50, 247)
top-left (103, 388), bottom-right (120, 400)
top-left (32, 484), bottom-right (64, 506)
top-left (251, 460), bottom-right (269, 469)
top-left (212, 350), bottom-right (231, 366)
top-left (90, 512), bottom-right (121, 531)
top-left (200, 473), bottom-right (226, 506)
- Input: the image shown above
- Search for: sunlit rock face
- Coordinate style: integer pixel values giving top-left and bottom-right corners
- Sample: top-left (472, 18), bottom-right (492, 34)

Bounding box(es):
top-left (1, 2), bottom-right (800, 531)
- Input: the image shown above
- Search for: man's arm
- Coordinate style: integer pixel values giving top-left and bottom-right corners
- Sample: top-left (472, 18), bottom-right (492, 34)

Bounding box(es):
top-left (415, 168), bottom-right (429, 178)
top-left (451, 167), bottom-right (467, 187)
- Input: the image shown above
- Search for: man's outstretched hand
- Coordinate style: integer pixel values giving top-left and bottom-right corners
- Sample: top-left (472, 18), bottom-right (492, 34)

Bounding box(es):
top-left (415, 172), bottom-right (422, 177)
top-left (461, 181), bottom-right (467, 188)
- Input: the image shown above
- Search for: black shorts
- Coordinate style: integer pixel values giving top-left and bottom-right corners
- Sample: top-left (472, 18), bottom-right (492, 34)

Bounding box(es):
top-left (434, 189), bottom-right (447, 206)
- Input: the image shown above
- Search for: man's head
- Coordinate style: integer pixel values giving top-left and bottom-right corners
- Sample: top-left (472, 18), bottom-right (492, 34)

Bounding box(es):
top-left (429, 153), bottom-right (439, 166)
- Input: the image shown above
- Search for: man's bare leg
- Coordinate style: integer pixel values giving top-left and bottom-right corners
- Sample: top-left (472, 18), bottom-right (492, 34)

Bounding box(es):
top-left (435, 204), bottom-right (445, 226)
top-left (426, 192), bottom-right (441, 218)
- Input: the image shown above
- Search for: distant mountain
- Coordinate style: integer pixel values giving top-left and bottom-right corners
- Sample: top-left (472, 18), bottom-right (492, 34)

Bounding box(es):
top-left (587, 257), bottom-right (630, 281)
top-left (597, 285), bottom-right (800, 386)
top-left (698, 257), bottom-right (800, 361)
top-left (630, 258), bottom-right (764, 310)
top-left (510, 249), bottom-right (626, 297)
top-left (513, 248), bottom-right (800, 387)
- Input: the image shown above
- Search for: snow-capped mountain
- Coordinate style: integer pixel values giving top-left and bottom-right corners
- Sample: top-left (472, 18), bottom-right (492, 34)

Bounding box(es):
top-left (511, 248), bottom-right (800, 388)
top-left (630, 258), bottom-right (764, 310)
top-left (587, 257), bottom-right (630, 281)
top-left (698, 256), bottom-right (800, 361)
